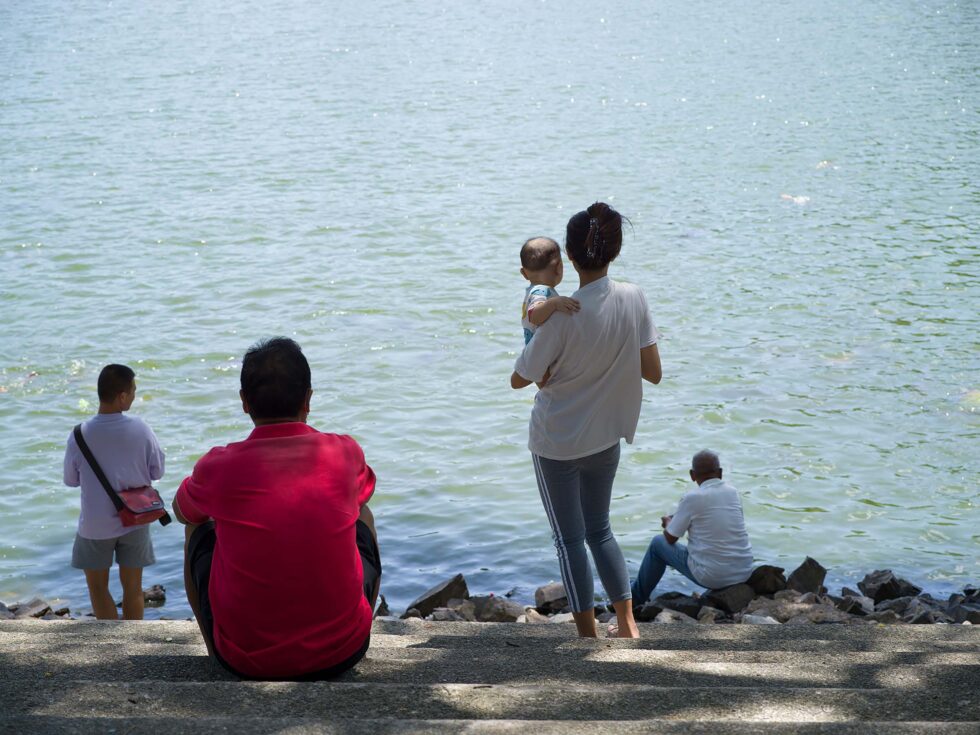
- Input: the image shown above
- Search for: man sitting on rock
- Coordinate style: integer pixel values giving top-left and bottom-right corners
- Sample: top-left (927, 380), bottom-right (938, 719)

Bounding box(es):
top-left (173, 337), bottom-right (381, 680)
top-left (631, 450), bottom-right (753, 604)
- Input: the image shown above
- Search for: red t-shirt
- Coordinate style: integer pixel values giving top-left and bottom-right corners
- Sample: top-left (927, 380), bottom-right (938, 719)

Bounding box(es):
top-left (175, 422), bottom-right (375, 678)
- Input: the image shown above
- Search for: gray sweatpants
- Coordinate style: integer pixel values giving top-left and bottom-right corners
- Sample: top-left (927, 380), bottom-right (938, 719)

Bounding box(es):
top-left (532, 442), bottom-right (632, 613)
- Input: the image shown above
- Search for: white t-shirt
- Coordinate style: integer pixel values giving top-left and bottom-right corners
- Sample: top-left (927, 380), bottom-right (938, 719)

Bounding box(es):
top-left (666, 478), bottom-right (754, 589)
top-left (513, 276), bottom-right (661, 460)
top-left (63, 413), bottom-right (165, 539)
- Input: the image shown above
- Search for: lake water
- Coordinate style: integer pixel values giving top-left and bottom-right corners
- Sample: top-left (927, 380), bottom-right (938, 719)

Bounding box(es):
top-left (1, 0), bottom-right (977, 617)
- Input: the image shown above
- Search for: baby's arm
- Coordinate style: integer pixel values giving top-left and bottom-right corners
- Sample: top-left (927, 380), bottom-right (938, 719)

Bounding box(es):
top-left (528, 296), bottom-right (580, 326)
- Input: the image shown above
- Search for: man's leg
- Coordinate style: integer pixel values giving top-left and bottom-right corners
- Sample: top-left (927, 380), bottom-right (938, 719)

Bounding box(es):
top-left (83, 569), bottom-right (118, 620)
top-left (650, 535), bottom-right (699, 585)
top-left (357, 505), bottom-right (381, 609)
top-left (632, 534), bottom-right (693, 603)
top-left (183, 522), bottom-right (216, 657)
top-left (119, 566), bottom-right (145, 620)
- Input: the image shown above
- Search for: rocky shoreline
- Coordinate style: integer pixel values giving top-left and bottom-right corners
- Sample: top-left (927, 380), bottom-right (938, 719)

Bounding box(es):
top-left (3, 559), bottom-right (978, 628)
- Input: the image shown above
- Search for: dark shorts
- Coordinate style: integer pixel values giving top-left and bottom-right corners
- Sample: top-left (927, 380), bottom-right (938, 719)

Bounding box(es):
top-left (187, 519), bottom-right (381, 681)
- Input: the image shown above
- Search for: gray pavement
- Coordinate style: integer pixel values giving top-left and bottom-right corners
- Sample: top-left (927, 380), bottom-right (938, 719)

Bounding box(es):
top-left (1, 619), bottom-right (978, 733)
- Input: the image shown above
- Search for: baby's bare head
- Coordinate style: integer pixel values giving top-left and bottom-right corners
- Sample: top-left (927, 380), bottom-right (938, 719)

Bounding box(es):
top-left (520, 237), bottom-right (561, 280)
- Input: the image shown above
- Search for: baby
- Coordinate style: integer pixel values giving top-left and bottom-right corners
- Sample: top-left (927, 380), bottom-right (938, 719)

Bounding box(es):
top-left (520, 236), bottom-right (580, 344)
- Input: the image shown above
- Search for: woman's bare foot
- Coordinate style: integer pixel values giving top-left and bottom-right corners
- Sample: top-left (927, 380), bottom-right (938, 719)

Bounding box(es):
top-left (612, 600), bottom-right (640, 639)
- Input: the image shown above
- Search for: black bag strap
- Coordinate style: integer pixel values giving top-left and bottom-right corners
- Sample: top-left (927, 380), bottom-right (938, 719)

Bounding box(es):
top-left (73, 423), bottom-right (172, 526)
top-left (73, 424), bottom-right (124, 512)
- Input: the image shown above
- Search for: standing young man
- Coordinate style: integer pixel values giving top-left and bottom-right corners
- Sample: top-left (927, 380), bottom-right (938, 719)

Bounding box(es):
top-left (63, 364), bottom-right (164, 619)
top-left (174, 337), bottom-right (381, 680)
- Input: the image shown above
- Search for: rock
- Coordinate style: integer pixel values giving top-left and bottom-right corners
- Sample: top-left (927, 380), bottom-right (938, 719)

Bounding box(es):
top-left (903, 598), bottom-right (952, 624)
top-left (867, 609), bottom-right (902, 624)
top-left (13, 598), bottom-right (51, 619)
top-left (522, 607), bottom-right (551, 624)
top-left (841, 586), bottom-right (862, 598)
top-left (875, 596), bottom-right (918, 616)
top-left (654, 609), bottom-right (697, 624)
top-left (963, 587), bottom-right (979, 603)
top-left (534, 582), bottom-right (568, 614)
top-left (0, 602), bottom-right (13, 620)
top-left (858, 570), bottom-right (922, 604)
top-left (429, 607), bottom-right (466, 622)
top-left (742, 614), bottom-right (780, 624)
top-left (746, 565), bottom-right (787, 595)
top-left (702, 584), bottom-right (755, 614)
top-left (743, 597), bottom-right (818, 623)
top-left (774, 589), bottom-right (803, 602)
top-left (697, 606), bottom-right (726, 624)
top-left (54, 607), bottom-right (70, 617)
top-left (374, 595), bottom-right (390, 618)
top-left (143, 585), bottom-right (166, 607)
top-left (402, 607), bottom-right (422, 619)
top-left (836, 595), bottom-right (874, 617)
top-left (786, 557), bottom-right (827, 594)
top-left (948, 604), bottom-right (980, 625)
top-left (446, 598), bottom-right (477, 622)
top-left (651, 591), bottom-right (702, 618)
top-left (550, 612), bottom-right (575, 624)
top-left (798, 592), bottom-right (820, 604)
top-left (472, 595), bottom-right (524, 623)
top-left (634, 602), bottom-right (663, 622)
top-left (404, 573), bottom-right (469, 618)
top-left (785, 606), bottom-right (855, 624)
top-left (597, 611), bottom-right (616, 624)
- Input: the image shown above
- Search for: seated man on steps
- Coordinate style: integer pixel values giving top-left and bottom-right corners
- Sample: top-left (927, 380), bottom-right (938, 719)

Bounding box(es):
top-left (173, 337), bottom-right (381, 680)
top-left (631, 450), bottom-right (753, 604)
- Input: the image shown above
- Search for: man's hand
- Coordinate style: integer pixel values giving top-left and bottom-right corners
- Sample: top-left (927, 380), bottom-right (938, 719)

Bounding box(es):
top-left (660, 514), bottom-right (673, 529)
top-left (553, 296), bottom-right (580, 314)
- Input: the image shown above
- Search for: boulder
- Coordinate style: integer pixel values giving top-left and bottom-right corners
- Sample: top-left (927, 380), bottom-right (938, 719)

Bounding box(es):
top-left (534, 582), bottom-right (568, 614)
top-left (903, 598), bottom-right (951, 624)
top-left (858, 570), bottom-right (922, 604)
top-left (654, 609), bottom-right (697, 624)
top-left (402, 607), bottom-right (422, 619)
top-left (773, 589), bottom-right (803, 602)
top-left (697, 606), bottom-right (726, 624)
top-left (634, 602), bottom-right (663, 622)
top-left (13, 598), bottom-right (51, 619)
top-left (702, 584), bottom-right (755, 614)
top-left (836, 595), bottom-right (874, 617)
top-left (867, 609), bottom-right (902, 624)
top-left (785, 606), bottom-right (855, 624)
top-left (550, 612), bottom-right (575, 624)
top-left (651, 591), bottom-right (702, 618)
top-left (597, 611), bottom-right (616, 624)
top-left (522, 608), bottom-right (550, 624)
top-left (54, 607), bottom-right (70, 617)
top-left (429, 607), bottom-right (466, 622)
top-left (787, 557), bottom-right (827, 594)
top-left (875, 596), bottom-right (917, 616)
top-left (143, 585), bottom-right (166, 607)
top-left (743, 597), bottom-right (818, 623)
top-left (472, 595), bottom-right (524, 623)
top-left (746, 565), bottom-right (787, 595)
top-left (948, 604), bottom-right (980, 625)
top-left (841, 586), bottom-right (862, 598)
top-left (0, 602), bottom-right (13, 620)
top-left (446, 598), bottom-right (477, 622)
top-left (404, 574), bottom-right (469, 618)
top-left (742, 614), bottom-right (780, 624)
top-left (374, 595), bottom-right (390, 618)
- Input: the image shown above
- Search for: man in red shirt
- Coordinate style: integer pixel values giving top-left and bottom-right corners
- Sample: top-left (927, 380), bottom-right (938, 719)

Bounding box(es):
top-left (173, 337), bottom-right (380, 680)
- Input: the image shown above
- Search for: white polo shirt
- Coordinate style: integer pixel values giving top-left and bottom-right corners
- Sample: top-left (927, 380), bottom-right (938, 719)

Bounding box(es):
top-left (666, 478), bottom-right (754, 589)
top-left (514, 276), bottom-right (660, 460)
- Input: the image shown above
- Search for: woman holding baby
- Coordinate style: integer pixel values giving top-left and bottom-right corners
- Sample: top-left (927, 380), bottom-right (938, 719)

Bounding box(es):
top-left (511, 202), bottom-right (662, 638)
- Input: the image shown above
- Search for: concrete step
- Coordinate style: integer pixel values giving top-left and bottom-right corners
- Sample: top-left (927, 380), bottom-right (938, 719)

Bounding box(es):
top-left (3, 641), bottom-right (979, 689)
top-left (2, 717), bottom-right (980, 735)
top-left (2, 680), bottom-right (978, 722)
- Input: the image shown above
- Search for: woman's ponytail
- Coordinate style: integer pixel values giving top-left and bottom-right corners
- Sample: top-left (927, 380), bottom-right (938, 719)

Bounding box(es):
top-left (566, 202), bottom-right (624, 271)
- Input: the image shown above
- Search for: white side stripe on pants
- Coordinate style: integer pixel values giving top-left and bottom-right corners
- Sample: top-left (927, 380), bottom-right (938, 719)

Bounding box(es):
top-left (532, 453), bottom-right (582, 612)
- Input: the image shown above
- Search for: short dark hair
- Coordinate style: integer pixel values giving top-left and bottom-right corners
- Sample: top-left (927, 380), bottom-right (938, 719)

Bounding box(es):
top-left (520, 237), bottom-right (560, 271)
top-left (565, 202), bottom-right (627, 271)
top-left (97, 364), bottom-right (135, 402)
top-left (691, 449), bottom-right (722, 480)
top-left (240, 337), bottom-right (311, 420)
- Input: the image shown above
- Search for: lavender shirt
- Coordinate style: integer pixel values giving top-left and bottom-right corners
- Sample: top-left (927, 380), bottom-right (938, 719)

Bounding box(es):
top-left (63, 413), bottom-right (165, 539)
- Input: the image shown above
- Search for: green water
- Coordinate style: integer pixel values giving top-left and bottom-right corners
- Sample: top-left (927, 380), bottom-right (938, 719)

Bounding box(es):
top-left (1, 0), bottom-right (977, 616)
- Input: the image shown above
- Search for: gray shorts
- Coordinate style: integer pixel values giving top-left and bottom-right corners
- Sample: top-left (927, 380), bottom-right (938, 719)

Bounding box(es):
top-left (71, 527), bottom-right (156, 570)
